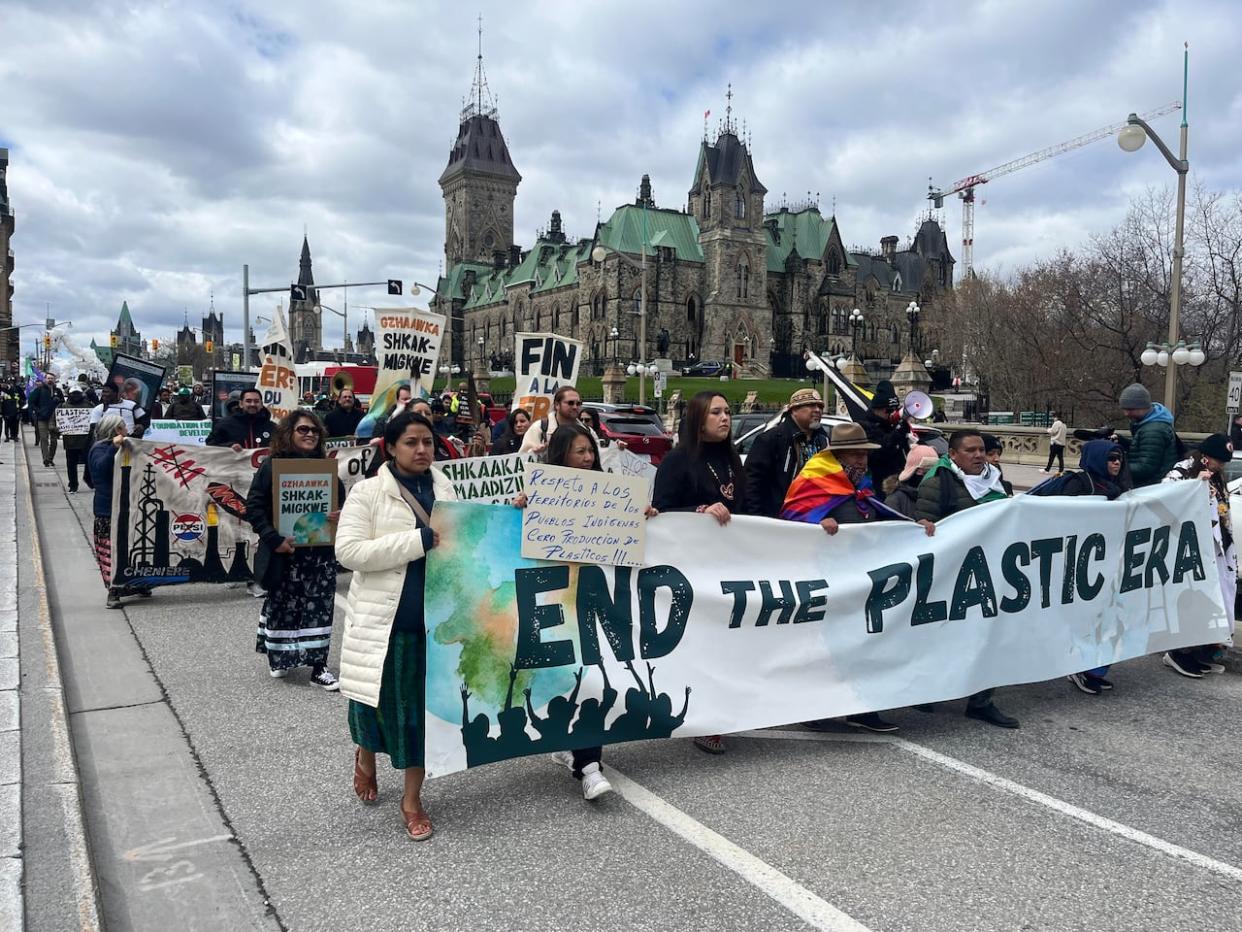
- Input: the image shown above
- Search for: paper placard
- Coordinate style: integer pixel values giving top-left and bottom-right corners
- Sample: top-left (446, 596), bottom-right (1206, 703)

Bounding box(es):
top-left (55, 407), bottom-right (92, 436)
top-left (520, 463), bottom-right (649, 567)
top-left (145, 419), bottom-right (212, 445)
top-left (512, 332), bottom-right (582, 421)
top-left (272, 458), bottom-right (338, 547)
top-left (434, 452), bottom-right (536, 504)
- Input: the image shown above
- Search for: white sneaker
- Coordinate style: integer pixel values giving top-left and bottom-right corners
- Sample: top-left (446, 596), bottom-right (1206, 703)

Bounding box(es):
top-left (247, 581), bottom-right (267, 598)
top-left (551, 750), bottom-right (574, 770)
top-left (580, 763), bottom-right (612, 800)
top-left (1200, 661), bottom-right (1225, 674)
top-left (269, 668), bottom-right (289, 679)
top-left (311, 668), bottom-right (340, 691)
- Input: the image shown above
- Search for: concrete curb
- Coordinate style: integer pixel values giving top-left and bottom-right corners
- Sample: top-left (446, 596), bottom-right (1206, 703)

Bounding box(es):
top-left (1, 444), bottom-right (22, 932)
top-left (16, 437), bottom-right (104, 931)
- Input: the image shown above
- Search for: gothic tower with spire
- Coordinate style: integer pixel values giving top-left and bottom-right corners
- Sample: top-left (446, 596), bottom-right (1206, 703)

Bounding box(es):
top-left (288, 235), bottom-right (322, 361)
top-left (439, 17), bottom-right (521, 269)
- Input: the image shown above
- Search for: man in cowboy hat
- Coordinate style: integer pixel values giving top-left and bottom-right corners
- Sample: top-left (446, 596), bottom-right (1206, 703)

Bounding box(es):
top-left (915, 428), bottom-right (1019, 729)
top-left (780, 421), bottom-right (931, 733)
top-left (744, 387), bottom-right (829, 517)
top-left (859, 379), bottom-right (912, 495)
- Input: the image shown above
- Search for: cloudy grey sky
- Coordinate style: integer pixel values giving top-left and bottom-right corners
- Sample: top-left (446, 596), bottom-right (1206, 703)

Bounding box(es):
top-left (2, 0), bottom-right (1239, 351)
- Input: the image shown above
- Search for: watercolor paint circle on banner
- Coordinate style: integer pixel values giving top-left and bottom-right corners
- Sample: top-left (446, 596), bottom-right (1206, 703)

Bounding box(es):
top-left (171, 513), bottom-right (205, 542)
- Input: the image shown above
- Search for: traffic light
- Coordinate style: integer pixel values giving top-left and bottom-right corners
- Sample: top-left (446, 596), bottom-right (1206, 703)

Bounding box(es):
top-left (110, 334), bottom-right (119, 348)
top-left (205, 339), bottom-right (215, 353)
top-left (42, 334), bottom-right (51, 350)
top-left (151, 338), bottom-right (160, 352)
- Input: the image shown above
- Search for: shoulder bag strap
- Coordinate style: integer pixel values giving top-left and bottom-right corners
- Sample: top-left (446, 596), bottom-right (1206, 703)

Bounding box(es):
top-left (388, 464), bottom-right (433, 527)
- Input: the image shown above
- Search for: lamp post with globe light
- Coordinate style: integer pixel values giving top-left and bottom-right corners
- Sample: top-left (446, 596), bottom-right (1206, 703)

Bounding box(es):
top-left (1118, 44), bottom-right (1191, 413)
top-left (849, 308), bottom-right (865, 359)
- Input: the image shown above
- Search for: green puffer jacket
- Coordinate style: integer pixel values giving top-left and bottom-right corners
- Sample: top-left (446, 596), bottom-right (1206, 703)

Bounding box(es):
top-left (1127, 417), bottom-right (1178, 487)
top-left (914, 466), bottom-right (977, 522)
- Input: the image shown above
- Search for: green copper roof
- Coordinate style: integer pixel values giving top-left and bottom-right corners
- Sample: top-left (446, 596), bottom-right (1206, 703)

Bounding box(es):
top-left (763, 208), bottom-right (842, 273)
top-left (438, 261), bottom-right (492, 301)
top-left (596, 205), bottom-right (704, 263)
top-left (117, 300), bottom-right (134, 329)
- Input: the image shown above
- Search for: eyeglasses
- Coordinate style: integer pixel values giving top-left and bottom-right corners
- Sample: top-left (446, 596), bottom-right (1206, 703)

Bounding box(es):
top-left (1106, 455), bottom-right (1122, 463)
top-left (562, 400), bottom-right (582, 407)
top-left (294, 425), bottom-right (321, 436)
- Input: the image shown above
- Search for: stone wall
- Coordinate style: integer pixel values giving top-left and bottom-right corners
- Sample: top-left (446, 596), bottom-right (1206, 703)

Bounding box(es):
top-left (945, 423), bottom-right (1210, 467)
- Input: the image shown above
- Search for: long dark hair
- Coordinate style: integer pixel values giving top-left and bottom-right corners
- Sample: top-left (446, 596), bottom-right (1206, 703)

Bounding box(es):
top-left (497, 408), bottom-right (531, 445)
top-left (677, 390), bottom-right (745, 496)
top-left (270, 410), bottom-right (326, 457)
top-left (546, 422), bottom-right (603, 472)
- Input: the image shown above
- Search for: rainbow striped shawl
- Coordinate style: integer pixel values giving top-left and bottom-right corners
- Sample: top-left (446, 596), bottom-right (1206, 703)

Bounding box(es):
top-left (780, 449), bottom-right (880, 524)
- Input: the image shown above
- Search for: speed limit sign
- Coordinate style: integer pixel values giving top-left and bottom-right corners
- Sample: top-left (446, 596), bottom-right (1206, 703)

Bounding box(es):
top-left (1228, 371), bottom-right (1242, 413)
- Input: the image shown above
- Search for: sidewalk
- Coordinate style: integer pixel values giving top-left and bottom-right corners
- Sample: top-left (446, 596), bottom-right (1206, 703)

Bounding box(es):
top-left (1, 441), bottom-right (20, 929)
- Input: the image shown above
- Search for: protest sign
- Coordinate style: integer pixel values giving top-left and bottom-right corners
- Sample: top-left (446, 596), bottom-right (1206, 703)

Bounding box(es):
top-left (598, 444), bottom-right (657, 480)
top-left (421, 481), bottom-right (1230, 777)
top-left (356, 307), bottom-right (446, 438)
top-left (256, 309), bottom-right (298, 422)
top-left (433, 452), bottom-right (535, 504)
top-left (272, 459), bottom-right (337, 546)
top-left (520, 463), bottom-right (649, 567)
top-left (145, 419), bottom-right (212, 445)
top-left (107, 353), bottom-right (167, 412)
top-left (177, 365), bottom-right (194, 386)
top-left (512, 332), bottom-right (582, 420)
top-left (210, 371), bottom-right (258, 421)
top-left (54, 407), bottom-right (92, 436)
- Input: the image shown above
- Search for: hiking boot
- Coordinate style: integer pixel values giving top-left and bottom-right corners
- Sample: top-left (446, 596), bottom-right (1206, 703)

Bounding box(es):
top-left (580, 763), bottom-right (612, 801)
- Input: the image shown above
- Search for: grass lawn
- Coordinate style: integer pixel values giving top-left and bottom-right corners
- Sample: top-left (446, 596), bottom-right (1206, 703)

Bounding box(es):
top-left (477, 375), bottom-right (817, 407)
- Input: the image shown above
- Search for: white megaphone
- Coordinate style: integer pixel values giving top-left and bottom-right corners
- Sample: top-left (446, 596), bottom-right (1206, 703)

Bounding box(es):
top-left (903, 390), bottom-right (935, 420)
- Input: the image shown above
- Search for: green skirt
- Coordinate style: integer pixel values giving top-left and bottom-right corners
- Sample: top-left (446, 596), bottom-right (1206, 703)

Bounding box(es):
top-left (348, 630), bottom-right (425, 769)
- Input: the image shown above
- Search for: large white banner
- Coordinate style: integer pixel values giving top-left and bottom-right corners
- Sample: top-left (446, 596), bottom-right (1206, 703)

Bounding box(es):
top-left (512, 332), bottom-right (582, 420)
top-left (422, 481), bottom-right (1229, 777)
top-left (257, 308), bottom-right (298, 422)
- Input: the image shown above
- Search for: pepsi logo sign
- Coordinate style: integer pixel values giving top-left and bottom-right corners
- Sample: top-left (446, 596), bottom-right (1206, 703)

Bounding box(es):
top-left (171, 513), bottom-right (204, 542)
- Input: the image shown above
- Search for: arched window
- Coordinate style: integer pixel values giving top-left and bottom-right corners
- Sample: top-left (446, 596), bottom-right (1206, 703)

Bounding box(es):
top-left (702, 188), bottom-right (711, 219)
top-left (827, 250), bottom-right (842, 276)
top-left (551, 303), bottom-right (560, 332)
top-left (832, 308), bottom-right (845, 334)
top-left (735, 188), bottom-right (746, 219)
top-left (593, 292), bottom-right (604, 320)
top-left (816, 311), bottom-right (827, 334)
top-left (736, 260), bottom-right (750, 300)
top-left (572, 305), bottom-right (580, 330)
top-left (686, 297), bottom-right (696, 323)
top-left (632, 290), bottom-right (642, 315)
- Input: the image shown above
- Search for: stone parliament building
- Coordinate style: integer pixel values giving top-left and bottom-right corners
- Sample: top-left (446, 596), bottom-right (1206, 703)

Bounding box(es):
top-left (430, 70), bottom-right (956, 384)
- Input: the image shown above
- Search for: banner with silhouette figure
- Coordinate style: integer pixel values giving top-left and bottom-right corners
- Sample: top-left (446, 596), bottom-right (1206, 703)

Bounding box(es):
top-left (421, 482), bottom-right (1230, 777)
top-left (108, 439), bottom-right (378, 588)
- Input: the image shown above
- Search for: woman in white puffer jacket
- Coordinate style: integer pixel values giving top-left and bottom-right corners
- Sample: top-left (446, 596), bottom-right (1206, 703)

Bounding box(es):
top-left (336, 410), bottom-right (455, 842)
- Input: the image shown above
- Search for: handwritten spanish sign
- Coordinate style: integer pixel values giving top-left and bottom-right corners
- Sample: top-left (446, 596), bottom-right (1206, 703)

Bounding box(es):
top-left (513, 332), bottom-right (582, 421)
top-left (520, 463), bottom-right (649, 568)
top-left (435, 452), bottom-right (536, 504)
top-left (272, 458), bottom-right (338, 547)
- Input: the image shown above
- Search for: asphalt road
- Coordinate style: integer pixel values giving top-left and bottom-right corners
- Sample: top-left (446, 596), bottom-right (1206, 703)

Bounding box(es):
top-left (28, 455), bottom-right (1242, 932)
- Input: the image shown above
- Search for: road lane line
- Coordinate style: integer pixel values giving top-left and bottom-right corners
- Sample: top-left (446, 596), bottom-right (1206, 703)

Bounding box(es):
top-left (737, 728), bottom-right (1242, 884)
top-left (605, 765), bottom-right (873, 932)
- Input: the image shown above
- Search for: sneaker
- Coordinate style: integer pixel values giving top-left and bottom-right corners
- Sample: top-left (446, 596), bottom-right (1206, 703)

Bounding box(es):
top-left (310, 668), bottom-right (340, 691)
top-left (551, 750), bottom-right (574, 771)
top-left (106, 590), bottom-right (123, 609)
top-left (1199, 662), bottom-right (1225, 674)
top-left (1039, 468), bottom-right (1049, 474)
top-left (246, 581), bottom-right (267, 599)
top-left (845, 712), bottom-right (899, 733)
top-left (1067, 673), bottom-right (1101, 695)
top-left (269, 668), bottom-right (289, 679)
top-left (1090, 676), bottom-right (1114, 691)
top-left (1162, 652), bottom-right (1204, 679)
top-left (580, 763), bottom-right (612, 801)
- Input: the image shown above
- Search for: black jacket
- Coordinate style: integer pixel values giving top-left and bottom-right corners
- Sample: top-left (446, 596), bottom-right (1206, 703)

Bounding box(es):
top-left (859, 408), bottom-right (910, 494)
top-left (166, 398), bottom-right (208, 420)
top-left (743, 416), bottom-right (829, 517)
top-left (654, 443), bottom-right (748, 514)
top-left (28, 384), bottom-right (62, 421)
top-left (323, 405), bottom-right (364, 438)
top-left (883, 479), bottom-right (922, 519)
top-left (206, 410), bottom-right (274, 449)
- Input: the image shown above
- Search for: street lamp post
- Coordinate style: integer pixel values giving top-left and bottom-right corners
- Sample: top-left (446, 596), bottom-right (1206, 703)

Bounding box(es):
top-left (1118, 45), bottom-right (1191, 413)
top-left (849, 308), bottom-right (865, 359)
top-left (905, 301), bottom-right (920, 354)
top-left (626, 362), bottom-right (659, 406)
top-left (607, 326), bottom-right (620, 366)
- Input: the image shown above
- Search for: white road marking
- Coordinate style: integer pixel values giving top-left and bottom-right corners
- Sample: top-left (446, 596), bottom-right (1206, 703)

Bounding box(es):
top-left (738, 728), bottom-right (1242, 884)
top-left (605, 765), bottom-right (873, 932)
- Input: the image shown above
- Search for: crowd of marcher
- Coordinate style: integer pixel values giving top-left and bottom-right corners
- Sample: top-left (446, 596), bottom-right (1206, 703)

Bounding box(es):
top-left (25, 364), bottom-right (1235, 844)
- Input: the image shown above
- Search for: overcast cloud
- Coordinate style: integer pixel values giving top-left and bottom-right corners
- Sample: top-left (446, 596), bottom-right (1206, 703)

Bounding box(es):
top-left (1, 0), bottom-right (1239, 351)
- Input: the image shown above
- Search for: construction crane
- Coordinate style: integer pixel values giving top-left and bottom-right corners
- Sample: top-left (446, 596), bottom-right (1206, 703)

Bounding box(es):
top-left (930, 101), bottom-right (1182, 277)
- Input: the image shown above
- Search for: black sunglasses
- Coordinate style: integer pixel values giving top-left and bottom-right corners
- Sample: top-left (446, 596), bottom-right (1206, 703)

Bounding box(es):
top-left (294, 424), bottom-right (321, 436)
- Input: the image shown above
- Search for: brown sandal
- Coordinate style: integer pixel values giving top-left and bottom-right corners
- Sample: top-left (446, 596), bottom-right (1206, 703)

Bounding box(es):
top-left (400, 804), bottom-right (433, 842)
top-left (353, 749), bottom-right (378, 805)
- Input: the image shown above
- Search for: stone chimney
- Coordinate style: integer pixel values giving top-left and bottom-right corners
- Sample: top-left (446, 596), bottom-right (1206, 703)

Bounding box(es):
top-left (493, 249), bottom-right (506, 269)
top-left (881, 235), bottom-right (898, 264)
top-left (548, 210), bottom-right (566, 244)
top-left (509, 244), bottom-right (522, 267)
